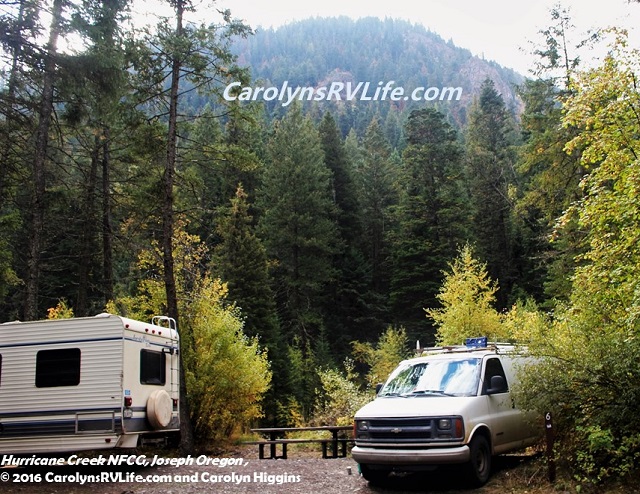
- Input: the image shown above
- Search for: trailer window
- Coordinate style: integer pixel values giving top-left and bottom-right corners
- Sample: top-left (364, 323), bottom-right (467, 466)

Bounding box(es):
top-left (140, 349), bottom-right (166, 385)
top-left (36, 348), bottom-right (81, 387)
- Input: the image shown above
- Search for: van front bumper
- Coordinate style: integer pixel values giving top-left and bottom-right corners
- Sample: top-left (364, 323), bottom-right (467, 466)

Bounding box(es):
top-left (351, 444), bottom-right (470, 465)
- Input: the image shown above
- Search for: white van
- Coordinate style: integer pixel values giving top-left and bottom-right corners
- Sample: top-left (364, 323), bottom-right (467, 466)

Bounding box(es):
top-left (352, 339), bottom-right (539, 486)
top-left (0, 313), bottom-right (180, 454)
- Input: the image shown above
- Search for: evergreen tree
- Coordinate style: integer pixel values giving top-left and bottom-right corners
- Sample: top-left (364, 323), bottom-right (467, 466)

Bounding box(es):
top-left (515, 6), bottom-right (587, 305)
top-left (0, 0), bottom-right (41, 315)
top-left (139, 2), bottom-right (252, 453)
top-left (214, 186), bottom-right (278, 341)
top-left (465, 79), bottom-right (519, 308)
top-left (318, 111), bottom-right (369, 350)
top-left (319, 112), bottom-right (360, 245)
top-left (389, 108), bottom-right (468, 341)
top-left (357, 117), bottom-right (398, 308)
top-left (59, 0), bottom-right (131, 315)
top-left (213, 185), bottom-right (286, 425)
top-left (258, 104), bottom-right (338, 348)
top-left (23, 0), bottom-right (67, 320)
top-left (515, 78), bottom-right (583, 304)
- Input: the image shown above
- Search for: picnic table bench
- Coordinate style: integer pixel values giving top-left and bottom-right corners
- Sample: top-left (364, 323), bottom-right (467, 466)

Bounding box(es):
top-left (247, 426), bottom-right (353, 459)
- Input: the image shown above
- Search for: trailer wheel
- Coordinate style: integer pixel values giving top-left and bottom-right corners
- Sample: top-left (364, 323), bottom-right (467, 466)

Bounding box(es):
top-left (147, 389), bottom-right (173, 429)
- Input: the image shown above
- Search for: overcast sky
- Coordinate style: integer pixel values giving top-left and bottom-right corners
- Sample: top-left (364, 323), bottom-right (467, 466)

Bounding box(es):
top-left (208, 0), bottom-right (639, 75)
top-left (134, 0), bottom-right (639, 76)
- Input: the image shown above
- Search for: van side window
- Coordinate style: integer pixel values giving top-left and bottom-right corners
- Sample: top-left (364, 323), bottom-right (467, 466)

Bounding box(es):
top-left (140, 349), bottom-right (166, 385)
top-left (36, 348), bottom-right (81, 387)
top-left (482, 357), bottom-right (508, 394)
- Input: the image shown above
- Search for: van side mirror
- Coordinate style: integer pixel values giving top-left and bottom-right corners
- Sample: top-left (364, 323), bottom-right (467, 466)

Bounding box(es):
top-left (375, 383), bottom-right (383, 394)
top-left (486, 375), bottom-right (507, 395)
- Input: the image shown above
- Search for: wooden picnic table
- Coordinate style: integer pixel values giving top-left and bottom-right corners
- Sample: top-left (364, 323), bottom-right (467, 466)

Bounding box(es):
top-left (249, 425), bottom-right (353, 459)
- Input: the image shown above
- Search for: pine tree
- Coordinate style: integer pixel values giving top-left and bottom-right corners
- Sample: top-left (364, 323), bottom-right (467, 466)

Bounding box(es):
top-left (59, 0), bottom-right (131, 315)
top-left (213, 185), bottom-right (286, 425)
top-left (357, 117), bottom-right (398, 302)
top-left (215, 186), bottom-right (278, 340)
top-left (389, 108), bottom-right (469, 341)
top-left (0, 0), bottom-right (40, 313)
top-left (515, 5), bottom-right (588, 305)
top-left (515, 78), bottom-right (583, 304)
top-left (319, 112), bottom-right (360, 245)
top-left (318, 111), bottom-right (369, 350)
top-left (465, 79), bottom-right (519, 308)
top-left (23, 0), bottom-right (67, 320)
top-left (258, 104), bottom-right (338, 347)
top-left (140, 4), bottom-right (252, 452)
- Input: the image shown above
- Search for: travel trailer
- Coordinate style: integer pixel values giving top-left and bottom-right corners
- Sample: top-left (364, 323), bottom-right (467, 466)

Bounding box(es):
top-left (0, 313), bottom-right (180, 454)
top-left (352, 338), bottom-right (540, 487)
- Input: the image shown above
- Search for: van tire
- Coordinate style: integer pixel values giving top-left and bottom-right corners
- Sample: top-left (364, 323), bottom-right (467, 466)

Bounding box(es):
top-left (146, 390), bottom-right (173, 429)
top-left (464, 434), bottom-right (492, 487)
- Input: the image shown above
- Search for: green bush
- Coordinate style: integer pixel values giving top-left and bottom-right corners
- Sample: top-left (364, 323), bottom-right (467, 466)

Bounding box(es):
top-left (518, 330), bottom-right (640, 483)
top-left (311, 359), bottom-right (372, 426)
top-left (184, 277), bottom-right (271, 442)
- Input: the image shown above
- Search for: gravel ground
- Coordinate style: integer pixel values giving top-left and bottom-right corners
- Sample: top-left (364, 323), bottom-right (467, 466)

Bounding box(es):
top-left (0, 445), bottom-right (543, 494)
top-left (1, 445), bottom-right (364, 494)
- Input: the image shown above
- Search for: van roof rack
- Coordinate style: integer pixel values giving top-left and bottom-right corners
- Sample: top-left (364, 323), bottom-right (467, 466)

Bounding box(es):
top-left (415, 337), bottom-right (522, 356)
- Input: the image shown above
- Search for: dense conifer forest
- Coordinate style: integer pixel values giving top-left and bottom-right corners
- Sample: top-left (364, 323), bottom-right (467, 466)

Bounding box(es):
top-left (230, 17), bottom-right (524, 130)
top-left (2, 1), bottom-right (640, 482)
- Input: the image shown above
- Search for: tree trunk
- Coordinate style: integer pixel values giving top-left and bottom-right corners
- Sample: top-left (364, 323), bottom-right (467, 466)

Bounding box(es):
top-left (101, 127), bottom-right (114, 304)
top-left (164, 0), bottom-right (194, 454)
top-left (76, 134), bottom-right (100, 316)
top-left (0, 0), bottom-right (26, 210)
top-left (24, 0), bottom-right (64, 321)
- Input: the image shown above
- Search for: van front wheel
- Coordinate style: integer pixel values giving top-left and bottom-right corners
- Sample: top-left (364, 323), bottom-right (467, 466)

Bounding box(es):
top-left (464, 435), bottom-right (491, 487)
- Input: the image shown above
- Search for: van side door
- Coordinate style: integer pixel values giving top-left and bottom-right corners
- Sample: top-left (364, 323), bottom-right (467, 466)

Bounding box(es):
top-left (481, 357), bottom-right (521, 453)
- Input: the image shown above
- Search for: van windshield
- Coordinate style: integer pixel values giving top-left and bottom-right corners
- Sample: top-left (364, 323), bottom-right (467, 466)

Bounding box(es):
top-left (379, 358), bottom-right (481, 397)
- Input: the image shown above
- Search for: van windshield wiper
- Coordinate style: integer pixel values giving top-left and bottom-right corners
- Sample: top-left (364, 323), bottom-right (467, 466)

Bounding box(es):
top-left (405, 389), bottom-right (454, 397)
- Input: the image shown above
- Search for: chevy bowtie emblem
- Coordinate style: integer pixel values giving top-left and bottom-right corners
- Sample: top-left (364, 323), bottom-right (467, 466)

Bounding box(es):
top-left (390, 428), bottom-right (403, 433)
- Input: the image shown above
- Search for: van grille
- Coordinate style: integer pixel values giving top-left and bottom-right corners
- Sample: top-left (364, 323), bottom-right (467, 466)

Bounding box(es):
top-left (356, 417), bottom-right (461, 444)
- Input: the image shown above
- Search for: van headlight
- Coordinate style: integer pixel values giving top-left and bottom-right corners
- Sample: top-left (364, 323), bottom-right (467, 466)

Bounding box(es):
top-left (436, 416), bottom-right (464, 439)
top-left (355, 420), bottom-right (371, 439)
top-left (357, 420), bottom-right (369, 431)
top-left (438, 418), bottom-right (452, 430)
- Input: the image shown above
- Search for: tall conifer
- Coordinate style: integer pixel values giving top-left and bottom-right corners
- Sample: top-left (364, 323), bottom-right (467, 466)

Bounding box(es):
top-left (389, 108), bottom-right (468, 341)
top-left (258, 104), bottom-right (338, 347)
top-left (318, 112), bottom-right (369, 349)
top-left (358, 118), bottom-right (397, 300)
top-left (465, 79), bottom-right (519, 307)
top-left (213, 185), bottom-right (286, 424)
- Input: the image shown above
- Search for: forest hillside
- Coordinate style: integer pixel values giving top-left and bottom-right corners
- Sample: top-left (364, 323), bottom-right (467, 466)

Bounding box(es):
top-left (230, 17), bottom-right (524, 131)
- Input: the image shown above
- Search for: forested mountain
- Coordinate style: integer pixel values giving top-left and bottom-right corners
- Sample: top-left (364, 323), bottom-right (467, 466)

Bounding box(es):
top-left (231, 17), bottom-right (524, 131)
